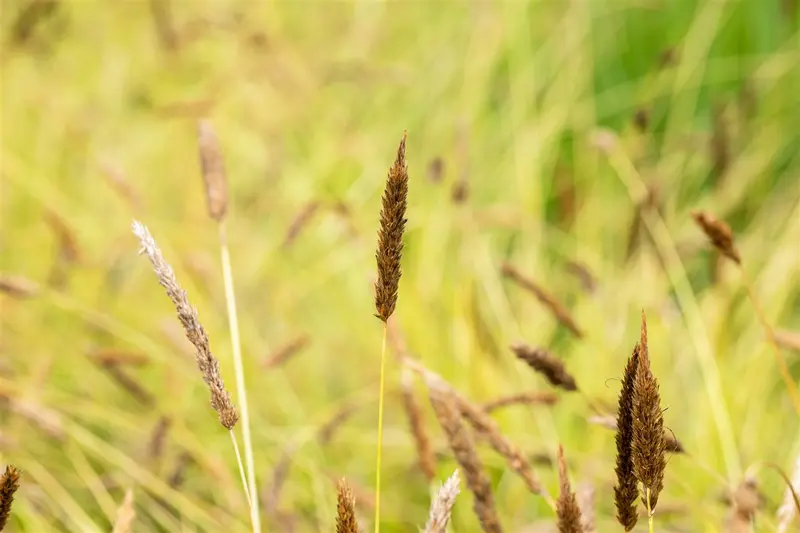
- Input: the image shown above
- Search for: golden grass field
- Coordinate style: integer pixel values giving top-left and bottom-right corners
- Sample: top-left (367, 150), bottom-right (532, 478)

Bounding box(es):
top-left (1, 1), bottom-right (800, 532)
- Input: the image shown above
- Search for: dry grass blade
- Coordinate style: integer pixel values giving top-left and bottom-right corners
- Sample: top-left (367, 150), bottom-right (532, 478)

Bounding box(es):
top-left (632, 312), bottom-right (666, 513)
top-left (400, 367), bottom-right (436, 481)
top-left (691, 211), bottom-right (741, 265)
top-left (111, 488), bottom-right (135, 533)
top-left (8, 396), bottom-right (65, 441)
top-left (482, 392), bottom-right (559, 412)
top-left (167, 451), bottom-right (194, 489)
top-left (336, 479), bottom-right (358, 533)
top-left (282, 201), bottom-right (321, 249)
top-left (100, 362), bottom-right (155, 407)
top-left (501, 263), bottom-right (583, 338)
top-left (87, 348), bottom-right (149, 366)
top-left (424, 373), bottom-right (502, 533)
top-left (576, 483), bottom-right (596, 533)
top-left (614, 344), bottom-right (639, 531)
top-left (776, 456), bottom-right (800, 532)
top-left (511, 343), bottom-right (578, 391)
top-left (197, 120), bottom-right (228, 222)
top-left (710, 102), bottom-right (730, 185)
top-left (147, 416), bottom-right (171, 465)
top-left (775, 330), bottom-right (800, 352)
top-left (374, 132), bottom-right (409, 322)
top-left (132, 221), bottom-right (238, 430)
top-left (318, 403), bottom-right (360, 445)
top-left (0, 465), bottom-right (21, 532)
top-left (0, 274), bottom-right (39, 298)
top-left (265, 443), bottom-right (296, 519)
top-left (262, 335), bottom-right (310, 369)
top-left (424, 470), bottom-right (460, 533)
top-left (556, 446), bottom-right (583, 533)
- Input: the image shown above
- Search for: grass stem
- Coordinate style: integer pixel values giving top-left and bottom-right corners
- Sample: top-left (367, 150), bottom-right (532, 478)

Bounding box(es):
top-left (646, 488), bottom-right (654, 533)
top-left (374, 323), bottom-right (388, 533)
top-left (230, 430), bottom-right (252, 510)
top-left (219, 223), bottom-right (261, 533)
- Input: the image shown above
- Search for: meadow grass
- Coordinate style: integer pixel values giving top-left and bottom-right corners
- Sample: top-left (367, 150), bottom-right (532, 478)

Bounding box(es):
top-left (1, 1), bottom-right (800, 531)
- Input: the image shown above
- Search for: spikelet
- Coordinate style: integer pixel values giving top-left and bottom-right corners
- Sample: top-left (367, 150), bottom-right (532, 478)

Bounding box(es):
top-left (692, 211), bottom-right (741, 265)
top-left (423, 470), bottom-right (460, 533)
top-left (263, 335), bottom-right (310, 369)
top-left (511, 343), bottom-right (578, 391)
top-left (614, 345), bottom-right (640, 531)
top-left (111, 489), bottom-right (135, 533)
top-left (589, 415), bottom-right (684, 454)
top-left (425, 374), bottom-right (502, 533)
top-left (336, 479), bottom-right (358, 533)
top-left (0, 465), bottom-right (20, 532)
top-left (501, 263), bottom-right (583, 338)
top-left (374, 133), bottom-right (409, 322)
top-left (197, 120), bottom-right (228, 222)
top-left (631, 311), bottom-right (666, 512)
top-left (555, 446), bottom-right (583, 533)
top-left (132, 221), bottom-right (238, 429)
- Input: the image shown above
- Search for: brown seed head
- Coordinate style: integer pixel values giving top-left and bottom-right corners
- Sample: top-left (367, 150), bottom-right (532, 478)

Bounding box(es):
top-left (336, 479), bottom-right (358, 533)
top-left (400, 367), bottom-right (436, 481)
top-left (0, 465), bottom-right (21, 531)
top-left (501, 263), bottom-right (583, 338)
top-left (482, 391), bottom-right (559, 412)
top-left (614, 344), bottom-right (640, 531)
top-left (692, 211), bottom-right (741, 265)
top-left (511, 343), bottom-right (578, 391)
top-left (632, 312), bottom-right (666, 512)
top-left (132, 221), bottom-right (238, 429)
top-left (374, 132), bottom-right (409, 322)
top-left (197, 120), bottom-right (228, 222)
top-left (425, 374), bottom-right (502, 533)
top-left (556, 446), bottom-right (583, 533)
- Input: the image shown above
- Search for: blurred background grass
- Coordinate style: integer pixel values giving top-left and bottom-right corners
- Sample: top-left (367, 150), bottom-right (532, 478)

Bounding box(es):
top-left (1, 0), bottom-right (800, 531)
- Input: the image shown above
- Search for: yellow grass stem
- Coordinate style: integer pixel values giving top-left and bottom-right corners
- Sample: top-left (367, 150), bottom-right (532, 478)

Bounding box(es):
top-left (374, 323), bottom-right (388, 533)
top-left (740, 269), bottom-right (800, 415)
top-left (646, 488), bottom-right (654, 533)
top-left (219, 223), bottom-right (261, 533)
top-left (230, 430), bottom-right (252, 510)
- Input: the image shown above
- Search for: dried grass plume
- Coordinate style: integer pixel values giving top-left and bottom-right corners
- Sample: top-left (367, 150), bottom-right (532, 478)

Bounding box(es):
top-left (336, 479), bottom-right (358, 533)
top-left (692, 211), bottom-right (741, 265)
top-left (132, 221), bottom-right (238, 429)
top-left (424, 470), bottom-right (461, 533)
top-left (556, 446), bottom-right (583, 533)
top-left (614, 345), bottom-right (640, 531)
top-left (511, 343), bottom-right (578, 391)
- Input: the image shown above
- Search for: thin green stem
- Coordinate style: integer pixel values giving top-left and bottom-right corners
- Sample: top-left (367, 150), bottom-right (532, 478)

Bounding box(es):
top-left (219, 223), bottom-right (261, 533)
top-left (230, 430), bottom-right (252, 510)
top-left (374, 324), bottom-right (388, 533)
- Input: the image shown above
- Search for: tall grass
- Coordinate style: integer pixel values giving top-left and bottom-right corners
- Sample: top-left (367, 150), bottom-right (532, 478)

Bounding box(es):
top-left (1, 1), bottom-right (800, 531)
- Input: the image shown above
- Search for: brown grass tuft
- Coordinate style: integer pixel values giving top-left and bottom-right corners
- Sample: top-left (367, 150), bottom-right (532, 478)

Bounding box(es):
top-left (613, 344), bottom-right (640, 531)
top-left (692, 211), bottom-right (741, 265)
top-left (424, 373), bottom-right (502, 533)
top-left (0, 465), bottom-right (20, 532)
top-left (424, 470), bottom-right (461, 533)
top-left (197, 120), bottom-right (228, 222)
top-left (374, 132), bottom-right (409, 322)
top-left (0, 274), bottom-right (39, 298)
top-left (556, 446), bottom-right (583, 533)
top-left (632, 311), bottom-right (666, 513)
top-left (263, 335), bottom-right (310, 369)
top-left (400, 367), bottom-right (436, 481)
top-left (132, 221), bottom-right (238, 429)
top-left (501, 263), bottom-right (583, 338)
top-left (111, 488), bottom-right (135, 533)
top-left (482, 391), bottom-right (559, 412)
top-left (511, 343), bottom-right (578, 392)
top-left (336, 479), bottom-right (359, 533)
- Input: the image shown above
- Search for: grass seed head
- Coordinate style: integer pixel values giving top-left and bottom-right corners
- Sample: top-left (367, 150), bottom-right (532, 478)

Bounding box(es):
top-left (614, 344), bottom-right (640, 531)
top-left (374, 132), bottom-right (409, 322)
top-left (197, 119), bottom-right (228, 222)
top-left (336, 479), bottom-right (358, 533)
top-left (511, 343), bottom-right (578, 392)
top-left (0, 465), bottom-right (20, 532)
top-left (556, 446), bottom-right (584, 533)
top-left (692, 211), bottom-right (741, 265)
